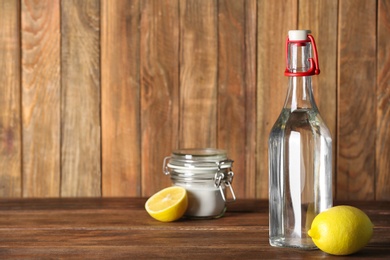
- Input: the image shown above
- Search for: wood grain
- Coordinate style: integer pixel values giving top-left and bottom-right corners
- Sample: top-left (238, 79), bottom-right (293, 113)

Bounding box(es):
top-left (244, 0), bottom-right (257, 198)
top-left (337, 0), bottom-right (376, 200)
top-left (179, 0), bottom-right (218, 148)
top-left (0, 0), bottom-right (389, 200)
top-left (218, 0), bottom-right (256, 198)
top-left (256, 0), bottom-right (298, 198)
top-left (101, 0), bottom-right (141, 196)
top-left (61, 0), bottom-right (101, 197)
top-left (0, 198), bottom-right (389, 258)
top-left (140, 0), bottom-right (180, 196)
top-left (0, 0), bottom-right (22, 197)
top-left (21, 0), bottom-right (60, 197)
top-left (376, 0), bottom-right (390, 200)
top-left (298, 0), bottom-right (338, 198)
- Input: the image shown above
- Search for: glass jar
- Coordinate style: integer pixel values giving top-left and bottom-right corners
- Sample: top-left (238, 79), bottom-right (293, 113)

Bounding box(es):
top-left (163, 148), bottom-right (236, 219)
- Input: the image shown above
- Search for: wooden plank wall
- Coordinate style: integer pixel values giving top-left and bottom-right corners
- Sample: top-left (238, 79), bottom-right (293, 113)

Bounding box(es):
top-left (0, 0), bottom-right (389, 200)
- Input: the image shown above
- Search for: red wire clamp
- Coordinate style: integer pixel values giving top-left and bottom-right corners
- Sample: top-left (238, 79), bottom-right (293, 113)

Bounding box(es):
top-left (284, 35), bottom-right (320, 77)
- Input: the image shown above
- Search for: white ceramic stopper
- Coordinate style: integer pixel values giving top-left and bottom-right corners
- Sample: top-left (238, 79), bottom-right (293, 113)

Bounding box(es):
top-left (288, 30), bottom-right (311, 40)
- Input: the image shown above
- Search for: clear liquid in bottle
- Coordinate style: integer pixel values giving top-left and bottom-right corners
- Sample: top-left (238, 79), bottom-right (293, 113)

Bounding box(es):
top-left (269, 108), bottom-right (332, 248)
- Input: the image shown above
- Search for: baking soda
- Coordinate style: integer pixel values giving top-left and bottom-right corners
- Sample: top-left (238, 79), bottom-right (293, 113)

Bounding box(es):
top-left (176, 184), bottom-right (226, 218)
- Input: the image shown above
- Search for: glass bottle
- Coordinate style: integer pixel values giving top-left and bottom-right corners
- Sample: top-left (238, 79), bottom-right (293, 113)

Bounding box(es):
top-left (268, 30), bottom-right (333, 249)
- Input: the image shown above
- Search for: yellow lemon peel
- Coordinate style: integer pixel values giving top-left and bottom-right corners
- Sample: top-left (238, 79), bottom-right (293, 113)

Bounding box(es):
top-left (308, 205), bottom-right (373, 255)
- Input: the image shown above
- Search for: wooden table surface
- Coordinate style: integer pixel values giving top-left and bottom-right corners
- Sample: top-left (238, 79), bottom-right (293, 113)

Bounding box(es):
top-left (0, 198), bottom-right (388, 259)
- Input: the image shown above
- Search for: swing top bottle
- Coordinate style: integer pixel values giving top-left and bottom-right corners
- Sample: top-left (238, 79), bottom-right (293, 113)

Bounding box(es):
top-left (268, 30), bottom-right (333, 249)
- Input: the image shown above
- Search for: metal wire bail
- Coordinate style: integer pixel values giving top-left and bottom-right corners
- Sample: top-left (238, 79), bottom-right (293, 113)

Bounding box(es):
top-left (162, 156), bottom-right (171, 175)
top-left (215, 160), bottom-right (236, 203)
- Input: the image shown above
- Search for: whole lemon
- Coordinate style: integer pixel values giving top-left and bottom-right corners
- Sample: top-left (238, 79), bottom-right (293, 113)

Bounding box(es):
top-left (308, 205), bottom-right (373, 255)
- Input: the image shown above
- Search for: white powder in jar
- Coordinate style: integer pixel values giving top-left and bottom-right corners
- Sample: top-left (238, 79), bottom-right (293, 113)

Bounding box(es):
top-left (176, 184), bottom-right (226, 218)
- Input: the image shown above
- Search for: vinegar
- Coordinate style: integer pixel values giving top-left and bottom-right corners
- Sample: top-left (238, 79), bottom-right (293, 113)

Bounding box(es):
top-left (269, 108), bottom-right (332, 248)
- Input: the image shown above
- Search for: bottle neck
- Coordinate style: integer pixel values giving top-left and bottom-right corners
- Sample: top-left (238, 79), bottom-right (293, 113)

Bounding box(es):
top-left (284, 41), bottom-right (318, 111)
top-left (284, 76), bottom-right (317, 111)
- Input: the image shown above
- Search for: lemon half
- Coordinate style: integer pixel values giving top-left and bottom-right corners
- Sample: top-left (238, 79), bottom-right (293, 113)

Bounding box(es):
top-left (308, 205), bottom-right (373, 255)
top-left (145, 186), bottom-right (188, 222)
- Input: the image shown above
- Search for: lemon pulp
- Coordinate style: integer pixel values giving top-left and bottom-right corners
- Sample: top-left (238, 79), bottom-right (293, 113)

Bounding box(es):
top-left (145, 186), bottom-right (188, 222)
top-left (308, 205), bottom-right (373, 255)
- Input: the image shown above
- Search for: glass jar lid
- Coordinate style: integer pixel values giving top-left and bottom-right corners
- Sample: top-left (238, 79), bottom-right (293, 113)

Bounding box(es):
top-left (167, 148), bottom-right (232, 170)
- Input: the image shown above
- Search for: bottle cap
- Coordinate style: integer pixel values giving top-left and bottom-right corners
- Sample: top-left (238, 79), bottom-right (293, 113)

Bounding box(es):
top-left (288, 30), bottom-right (311, 41)
top-left (285, 30), bottom-right (320, 76)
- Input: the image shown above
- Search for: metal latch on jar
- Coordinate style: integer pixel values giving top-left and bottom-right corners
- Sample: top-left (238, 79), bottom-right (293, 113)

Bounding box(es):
top-left (162, 156), bottom-right (171, 175)
top-left (215, 159), bottom-right (236, 203)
